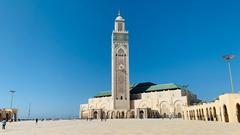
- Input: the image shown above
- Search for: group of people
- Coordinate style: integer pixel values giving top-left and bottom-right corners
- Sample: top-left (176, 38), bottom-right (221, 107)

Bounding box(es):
top-left (86, 117), bottom-right (107, 122)
top-left (0, 118), bottom-right (39, 130)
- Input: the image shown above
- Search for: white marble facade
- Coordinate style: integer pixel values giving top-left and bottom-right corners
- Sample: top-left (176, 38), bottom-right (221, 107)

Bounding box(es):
top-left (80, 84), bottom-right (199, 119)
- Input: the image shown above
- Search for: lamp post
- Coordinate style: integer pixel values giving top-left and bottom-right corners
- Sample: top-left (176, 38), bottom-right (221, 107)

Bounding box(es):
top-left (9, 90), bottom-right (16, 108)
top-left (223, 54), bottom-right (235, 93)
top-left (28, 103), bottom-right (31, 120)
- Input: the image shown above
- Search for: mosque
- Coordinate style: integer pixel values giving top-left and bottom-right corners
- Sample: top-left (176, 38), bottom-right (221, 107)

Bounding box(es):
top-left (79, 12), bottom-right (240, 123)
top-left (79, 12), bottom-right (200, 119)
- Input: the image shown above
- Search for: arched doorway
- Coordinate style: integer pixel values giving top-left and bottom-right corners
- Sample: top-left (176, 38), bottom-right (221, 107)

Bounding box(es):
top-left (188, 111), bottom-right (190, 120)
top-left (191, 110), bottom-right (194, 120)
top-left (163, 113), bottom-right (167, 118)
top-left (236, 103), bottom-right (240, 123)
top-left (206, 108), bottom-right (210, 121)
top-left (116, 111), bottom-right (120, 119)
top-left (139, 110), bottom-right (144, 119)
top-left (93, 111), bottom-right (98, 119)
top-left (155, 112), bottom-right (160, 118)
top-left (193, 110), bottom-right (196, 120)
top-left (126, 111), bottom-right (129, 118)
top-left (177, 113), bottom-right (182, 118)
top-left (111, 111), bottom-right (115, 119)
top-left (102, 111), bottom-right (106, 119)
top-left (106, 112), bottom-right (110, 119)
top-left (213, 107), bottom-right (218, 121)
top-left (174, 103), bottom-right (182, 118)
top-left (223, 105), bottom-right (229, 122)
top-left (196, 110), bottom-right (199, 120)
top-left (160, 102), bottom-right (170, 118)
top-left (201, 109), bottom-right (205, 121)
top-left (209, 108), bottom-right (214, 121)
top-left (199, 109), bottom-right (202, 120)
top-left (107, 111), bottom-right (112, 119)
top-left (121, 111), bottom-right (125, 119)
top-left (131, 111), bottom-right (135, 118)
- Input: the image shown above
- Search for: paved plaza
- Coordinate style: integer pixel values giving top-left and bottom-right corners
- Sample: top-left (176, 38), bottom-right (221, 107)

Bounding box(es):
top-left (0, 119), bottom-right (239, 135)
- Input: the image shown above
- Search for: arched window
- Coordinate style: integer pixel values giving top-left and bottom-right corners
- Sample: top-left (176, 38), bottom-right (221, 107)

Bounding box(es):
top-left (117, 48), bottom-right (125, 56)
top-left (118, 22), bottom-right (123, 31)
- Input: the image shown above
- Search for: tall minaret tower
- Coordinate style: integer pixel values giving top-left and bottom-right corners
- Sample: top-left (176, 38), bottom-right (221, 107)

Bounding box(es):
top-left (112, 11), bottom-right (130, 110)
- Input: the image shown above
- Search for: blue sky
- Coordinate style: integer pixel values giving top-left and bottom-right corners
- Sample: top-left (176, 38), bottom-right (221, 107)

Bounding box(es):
top-left (0, 0), bottom-right (240, 118)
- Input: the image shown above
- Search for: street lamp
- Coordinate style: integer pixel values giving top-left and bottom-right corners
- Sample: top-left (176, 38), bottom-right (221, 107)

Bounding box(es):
top-left (9, 90), bottom-right (16, 108)
top-left (223, 54), bottom-right (235, 93)
top-left (28, 103), bottom-right (31, 120)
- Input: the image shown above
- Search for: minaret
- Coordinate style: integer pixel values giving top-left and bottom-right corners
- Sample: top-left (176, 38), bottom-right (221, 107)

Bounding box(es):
top-left (112, 11), bottom-right (130, 110)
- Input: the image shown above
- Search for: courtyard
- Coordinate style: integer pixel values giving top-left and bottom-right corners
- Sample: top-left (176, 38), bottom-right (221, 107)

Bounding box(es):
top-left (0, 119), bottom-right (239, 135)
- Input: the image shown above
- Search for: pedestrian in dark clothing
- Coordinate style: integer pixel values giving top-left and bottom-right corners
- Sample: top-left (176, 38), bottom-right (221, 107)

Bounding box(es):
top-left (36, 118), bottom-right (38, 124)
top-left (2, 120), bottom-right (6, 130)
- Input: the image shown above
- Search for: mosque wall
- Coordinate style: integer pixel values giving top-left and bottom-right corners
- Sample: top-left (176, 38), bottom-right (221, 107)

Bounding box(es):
top-left (80, 89), bottom-right (192, 119)
top-left (183, 93), bottom-right (240, 123)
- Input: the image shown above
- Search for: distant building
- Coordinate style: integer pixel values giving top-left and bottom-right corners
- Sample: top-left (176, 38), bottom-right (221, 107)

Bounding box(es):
top-left (0, 108), bottom-right (18, 121)
top-left (79, 12), bottom-right (200, 119)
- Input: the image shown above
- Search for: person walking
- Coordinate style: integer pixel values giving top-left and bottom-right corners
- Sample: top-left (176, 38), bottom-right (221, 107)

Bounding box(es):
top-left (2, 119), bottom-right (7, 130)
top-left (35, 118), bottom-right (38, 125)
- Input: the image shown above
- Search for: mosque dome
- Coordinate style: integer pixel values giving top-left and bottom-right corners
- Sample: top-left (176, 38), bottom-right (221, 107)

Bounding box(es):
top-left (115, 15), bottom-right (124, 21)
top-left (115, 10), bottom-right (124, 21)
